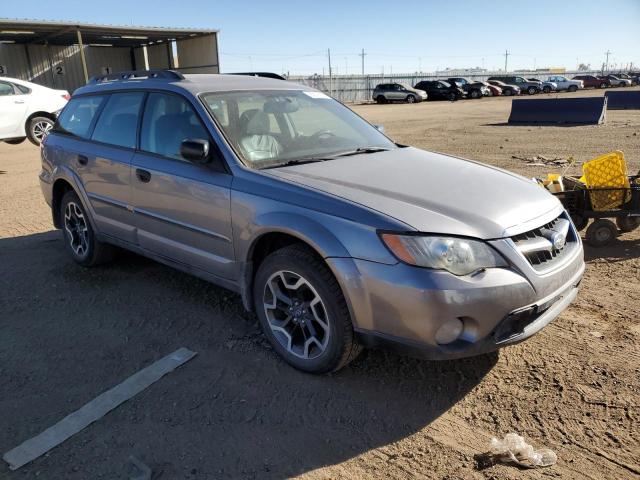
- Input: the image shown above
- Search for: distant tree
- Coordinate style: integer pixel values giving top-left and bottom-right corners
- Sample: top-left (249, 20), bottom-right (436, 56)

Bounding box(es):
top-left (578, 63), bottom-right (591, 71)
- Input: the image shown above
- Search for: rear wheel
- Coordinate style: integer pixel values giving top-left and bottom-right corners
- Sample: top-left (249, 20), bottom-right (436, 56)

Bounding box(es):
top-left (405, 94), bottom-right (416, 103)
top-left (599, 82), bottom-right (607, 88)
top-left (585, 219), bottom-right (617, 247)
top-left (543, 86), bottom-right (552, 93)
top-left (27, 116), bottom-right (54, 145)
top-left (469, 89), bottom-right (481, 99)
top-left (503, 89), bottom-right (512, 96)
top-left (571, 214), bottom-right (589, 232)
top-left (253, 244), bottom-right (362, 373)
top-left (60, 191), bottom-right (116, 266)
top-left (616, 216), bottom-right (640, 233)
top-left (568, 85), bottom-right (578, 92)
top-left (375, 95), bottom-right (387, 104)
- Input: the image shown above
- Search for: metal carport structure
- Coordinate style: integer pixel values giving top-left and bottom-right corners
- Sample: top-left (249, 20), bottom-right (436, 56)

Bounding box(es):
top-left (0, 19), bottom-right (219, 92)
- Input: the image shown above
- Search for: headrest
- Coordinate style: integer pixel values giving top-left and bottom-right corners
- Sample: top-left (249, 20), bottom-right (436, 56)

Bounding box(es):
top-left (246, 111), bottom-right (271, 135)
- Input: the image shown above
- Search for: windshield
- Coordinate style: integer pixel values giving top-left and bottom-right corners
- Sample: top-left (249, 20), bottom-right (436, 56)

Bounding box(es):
top-left (201, 90), bottom-right (396, 169)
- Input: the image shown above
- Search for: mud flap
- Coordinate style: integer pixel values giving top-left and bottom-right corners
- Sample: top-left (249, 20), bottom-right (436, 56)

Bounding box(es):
top-left (508, 97), bottom-right (607, 125)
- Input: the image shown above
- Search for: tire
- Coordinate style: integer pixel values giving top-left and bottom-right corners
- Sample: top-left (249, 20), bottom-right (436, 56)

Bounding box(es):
top-left (527, 86), bottom-right (537, 95)
top-left (4, 137), bottom-right (26, 145)
top-left (375, 95), bottom-right (387, 104)
top-left (27, 116), bottom-right (54, 145)
top-left (253, 244), bottom-right (362, 373)
top-left (469, 89), bottom-right (481, 99)
top-left (543, 86), bottom-right (551, 94)
top-left (599, 83), bottom-right (607, 89)
top-left (568, 85), bottom-right (578, 92)
top-left (447, 92), bottom-right (457, 101)
top-left (503, 89), bottom-right (512, 96)
top-left (616, 216), bottom-right (640, 233)
top-left (571, 214), bottom-right (589, 232)
top-left (405, 94), bottom-right (416, 104)
top-left (585, 219), bottom-right (617, 247)
top-left (60, 190), bottom-right (116, 266)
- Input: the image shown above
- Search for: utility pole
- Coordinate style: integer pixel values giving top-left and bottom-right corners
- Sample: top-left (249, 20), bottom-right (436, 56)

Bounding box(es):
top-left (504, 49), bottom-right (509, 72)
top-left (359, 48), bottom-right (366, 76)
top-left (327, 48), bottom-right (333, 96)
top-left (605, 50), bottom-right (611, 72)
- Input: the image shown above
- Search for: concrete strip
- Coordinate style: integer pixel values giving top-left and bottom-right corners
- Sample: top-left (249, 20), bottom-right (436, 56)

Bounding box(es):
top-left (3, 348), bottom-right (197, 470)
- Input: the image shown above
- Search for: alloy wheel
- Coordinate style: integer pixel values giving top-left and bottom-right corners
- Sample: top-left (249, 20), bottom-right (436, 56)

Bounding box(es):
top-left (32, 120), bottom-right (53, 142)
top-left (263, 270), bottom-right (330, 360)
top-left (64, 201), bottom-right (89, 256)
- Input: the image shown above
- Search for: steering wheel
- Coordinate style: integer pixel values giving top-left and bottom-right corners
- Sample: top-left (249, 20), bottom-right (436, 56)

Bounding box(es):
top-left (310, 130), bottom-right (336, 141)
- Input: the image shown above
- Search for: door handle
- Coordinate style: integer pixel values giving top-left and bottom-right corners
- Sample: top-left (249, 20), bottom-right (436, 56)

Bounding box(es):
top-left (135, 168), bottom-right (151, 183)
top-left (77, 155), bottom-right (88, 166)
top-left (14, 100), bottom-right (25, 104)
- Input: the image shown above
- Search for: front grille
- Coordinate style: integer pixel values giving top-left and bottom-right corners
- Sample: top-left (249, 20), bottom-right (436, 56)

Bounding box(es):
top-left (511, 213), bottom-right (577, 272)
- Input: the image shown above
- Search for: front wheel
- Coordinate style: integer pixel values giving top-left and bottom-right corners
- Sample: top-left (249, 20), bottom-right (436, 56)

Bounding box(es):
top-left (599, 83), bottom-right (607, 88)
top-left (503, 89), bottom-right (512, 96)
top-left (60, 191), bottom-right (116, 266)
top-left (469, 89), bottom-right (481, 99)
top-left (568, 85), bottom-right (578, 92)
top-left (405, 94), bottom-right (416, 103)
top-left (447, 92), bottom-right (457, 101)
top-left (543, 86), bottom-right (552, 93)
top-left (27, 116), bottom-right (54, 145)
top-left (527, 86), bottom-right (537, 95)
top-left (253, 245), bottom-right (362, 373)
top-left (585, 219), bottom-right (617, 247)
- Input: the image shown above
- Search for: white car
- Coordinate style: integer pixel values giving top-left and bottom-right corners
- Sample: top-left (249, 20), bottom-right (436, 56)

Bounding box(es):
top-left (547, 75), bottom-right (584, 92)
top-left (0, 77), bottom-right (69, 145)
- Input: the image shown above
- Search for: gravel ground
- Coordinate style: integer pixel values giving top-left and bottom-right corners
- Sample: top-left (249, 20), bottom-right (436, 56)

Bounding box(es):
top-left (1, 88), bottom-right (639, 479)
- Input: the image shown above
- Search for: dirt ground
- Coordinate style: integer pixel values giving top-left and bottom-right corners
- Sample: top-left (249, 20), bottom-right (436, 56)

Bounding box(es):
top-left (1, 88), bottom-right (639, 479)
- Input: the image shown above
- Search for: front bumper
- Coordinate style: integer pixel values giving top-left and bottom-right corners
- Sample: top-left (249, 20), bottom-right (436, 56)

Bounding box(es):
top-left (328, 239), bottom-right (584, 360)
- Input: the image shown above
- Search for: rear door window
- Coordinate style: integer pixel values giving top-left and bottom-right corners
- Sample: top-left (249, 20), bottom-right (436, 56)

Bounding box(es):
top-left (91, 92), bottom-right (145, 149)
top-left (55, 95), bottom-right (106, 139)
top-left (0, 81), bottom-right (15, 96)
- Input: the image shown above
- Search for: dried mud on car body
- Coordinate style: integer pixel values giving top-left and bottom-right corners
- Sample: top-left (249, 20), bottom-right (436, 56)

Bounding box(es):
top-left (1, 87), bottom-right (639, 479)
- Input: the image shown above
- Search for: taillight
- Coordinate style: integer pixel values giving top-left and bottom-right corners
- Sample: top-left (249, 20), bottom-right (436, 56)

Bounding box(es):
top-left (63, 94), bottom-right (71, 101)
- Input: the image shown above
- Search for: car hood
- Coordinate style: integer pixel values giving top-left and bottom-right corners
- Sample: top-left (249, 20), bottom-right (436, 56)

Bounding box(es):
top-left (266, 148), bottom-right (561, 239)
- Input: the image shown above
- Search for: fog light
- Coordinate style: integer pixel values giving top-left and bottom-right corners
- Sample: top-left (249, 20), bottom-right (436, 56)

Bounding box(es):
top-left (435, 318), bottom-right (464, 345)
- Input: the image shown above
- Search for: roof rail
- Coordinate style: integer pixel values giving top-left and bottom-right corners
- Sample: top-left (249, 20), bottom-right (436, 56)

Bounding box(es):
top-left (230, 72), bottom-right (286, 80)
top-left (89, 69), bottom-right (185, 84)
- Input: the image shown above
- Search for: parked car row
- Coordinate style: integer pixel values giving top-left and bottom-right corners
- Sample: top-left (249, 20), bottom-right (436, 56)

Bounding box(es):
top-left (373, 72), bottom-right (637, 104)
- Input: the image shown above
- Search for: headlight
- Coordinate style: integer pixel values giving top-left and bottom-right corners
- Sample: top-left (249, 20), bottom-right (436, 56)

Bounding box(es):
top-left (380, 234), bottom-right (508, 275)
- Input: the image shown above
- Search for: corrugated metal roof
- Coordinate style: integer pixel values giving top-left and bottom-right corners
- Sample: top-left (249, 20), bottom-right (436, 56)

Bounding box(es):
top-left (0, 18), bottom-right (218, 48)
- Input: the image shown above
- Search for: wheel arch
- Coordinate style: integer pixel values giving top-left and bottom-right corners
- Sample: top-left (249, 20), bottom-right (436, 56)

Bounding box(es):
top-left (49, 167), bottom-right (98, 233)
top-left (24, 110), bottom-right (57, 129)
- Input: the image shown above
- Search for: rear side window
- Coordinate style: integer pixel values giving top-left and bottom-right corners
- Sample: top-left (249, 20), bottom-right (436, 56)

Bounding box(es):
top-left (0, 81), bottom-right (15, 96)
top-left (91, 92), bottom-right (144, 149)
top-left (140, 92), bottom-right (209, 160)
top-left (15, 83), bottom-right (31, 94)
top-left (55, 96), bottom-right (106, 138)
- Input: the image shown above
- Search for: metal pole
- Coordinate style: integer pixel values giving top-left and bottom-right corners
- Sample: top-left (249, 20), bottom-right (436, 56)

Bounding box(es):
top-left (605, 50), bottom-right (610, 72)
top-left (327, 48), bottom-right (332, 97)
top-left (76, 30), bottom-right (89, 83)
top-left (504, 50), bottom-right (509, 72)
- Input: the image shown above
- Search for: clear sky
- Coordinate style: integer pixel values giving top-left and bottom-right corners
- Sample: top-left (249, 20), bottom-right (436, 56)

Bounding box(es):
top-left (3, 0), bottom-right (640, 75)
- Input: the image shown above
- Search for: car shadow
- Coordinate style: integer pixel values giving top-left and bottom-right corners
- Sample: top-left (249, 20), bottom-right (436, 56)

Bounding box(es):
top-left (583, 236), bottom-right (640, 263)
top-left (0, 231), bottom-right (497, 479)
top-left (482, 122), bottom-right (596, 127)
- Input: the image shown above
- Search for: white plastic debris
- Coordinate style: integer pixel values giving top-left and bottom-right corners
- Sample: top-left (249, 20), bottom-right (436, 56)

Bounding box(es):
top-left (488, 433), bottom-right (557, 468)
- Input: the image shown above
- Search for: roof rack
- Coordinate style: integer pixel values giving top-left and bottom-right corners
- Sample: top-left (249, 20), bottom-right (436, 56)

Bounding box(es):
top-left (230, 72), bottom-right (286, 81)
top-left (89, 69), bottom-right (185, 84)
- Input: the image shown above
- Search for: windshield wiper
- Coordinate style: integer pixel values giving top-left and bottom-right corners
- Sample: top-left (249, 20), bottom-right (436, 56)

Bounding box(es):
top-left (261, 147), bottom-right (392, 169)
top-left (331, 147), bottom-right (392, 158)
top-left (261, 158), bottom-right (328, 169)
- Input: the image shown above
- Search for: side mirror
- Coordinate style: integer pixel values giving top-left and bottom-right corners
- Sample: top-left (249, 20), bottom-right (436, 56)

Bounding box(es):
top-left (373, 124), bottom-right (385, 133)
top-left (180, 139), bottom-right (210, 164)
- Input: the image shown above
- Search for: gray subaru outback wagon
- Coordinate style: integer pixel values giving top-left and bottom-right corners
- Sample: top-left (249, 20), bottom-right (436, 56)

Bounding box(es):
top-left (39, 70), bottom-right (584, 373)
